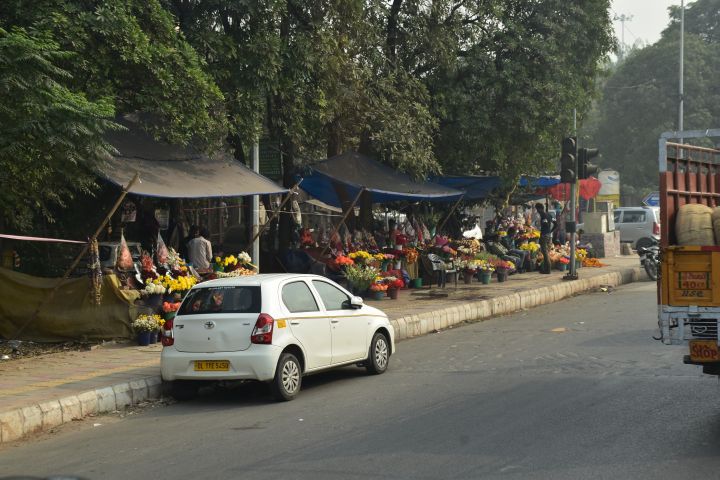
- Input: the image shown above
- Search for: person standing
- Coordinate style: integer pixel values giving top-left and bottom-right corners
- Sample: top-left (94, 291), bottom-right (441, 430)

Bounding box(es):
top-left (187, 226), bottom-right (213, 271)
top-left (536, 203), bottom-right (555, 274)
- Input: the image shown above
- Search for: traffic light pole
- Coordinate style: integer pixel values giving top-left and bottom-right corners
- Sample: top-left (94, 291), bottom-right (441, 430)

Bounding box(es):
top-left (565, 110), bottom-right (579, 281)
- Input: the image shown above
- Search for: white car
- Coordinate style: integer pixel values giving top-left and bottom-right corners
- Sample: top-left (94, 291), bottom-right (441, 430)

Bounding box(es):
top-left (161, 274), bottom-right (395, 401)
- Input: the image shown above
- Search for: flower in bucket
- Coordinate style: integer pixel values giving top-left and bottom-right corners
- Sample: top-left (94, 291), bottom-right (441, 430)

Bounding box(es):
top-left (404, 248), bottom-right (419, 264)
top-left (388, 278), bottom-right (404, 289)
top-left (576, 248), bottom-right (588, 261)
top-left (493, 259), bottom-right (514, 271)
top-left (370, 283), bottom-right (388, 292)
top-left (132, 314), bottom-right (163, 333)
top-left (349, 250), bottom-right (373, 264)
top-left (477, 260), bottom-right (495, 272)
top-left (334, 255), bottom-right (354, 267)
top-left (162, 302), bottom-right (181, 313)
top-left (344, 264), bottom-right (379, 291)
top-left (559, 256), bottom-right (570, 265)
top-left (520, 242), bottom-right (540, 254)
top-left (142, 280), bottom-right (166, 296)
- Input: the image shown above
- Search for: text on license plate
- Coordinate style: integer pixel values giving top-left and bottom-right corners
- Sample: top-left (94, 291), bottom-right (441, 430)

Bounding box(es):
top-left (689, 340), bottom-right (720, 363)
top-left (194, 360), bottom-right (230, 371)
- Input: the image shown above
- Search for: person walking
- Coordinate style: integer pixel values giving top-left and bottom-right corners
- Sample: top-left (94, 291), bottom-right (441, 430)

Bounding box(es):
top-left (536, 203), bottom-right (556, 274)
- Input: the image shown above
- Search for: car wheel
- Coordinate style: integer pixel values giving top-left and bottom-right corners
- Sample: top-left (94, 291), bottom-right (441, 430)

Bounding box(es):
top-left (167, 380), bottom-right (199, 401)
top-left (635, 237), bottom-right (653, 250)
top-left (271, 353), bottom-right (302, 401)
top-left (366, 331), bottom-right (390, 375)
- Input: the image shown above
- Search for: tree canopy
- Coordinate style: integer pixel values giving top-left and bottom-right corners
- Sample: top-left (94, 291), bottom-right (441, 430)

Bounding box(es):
top-left (590, 0), bottom-right (720, 197)
top-left (0, 0), bottom-right (615, 232)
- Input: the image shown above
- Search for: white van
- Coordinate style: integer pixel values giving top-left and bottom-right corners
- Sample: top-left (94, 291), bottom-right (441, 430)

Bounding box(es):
top-left (613, 206), bottom-right (660, 249)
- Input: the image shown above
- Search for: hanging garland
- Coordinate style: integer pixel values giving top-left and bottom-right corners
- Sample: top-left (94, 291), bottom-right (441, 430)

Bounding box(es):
top-left (89, 239), bottom-right (103, 306)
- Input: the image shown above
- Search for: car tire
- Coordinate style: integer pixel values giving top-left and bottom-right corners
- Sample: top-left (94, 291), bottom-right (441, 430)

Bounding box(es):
top-left (635, 237), bottom-right (653, 250)
top-left (167, 380), bottom-right (199, 401)
top-left (366, 331), bottom-right (390, 375)
top-left (271, 353), bottom-right (302, 401)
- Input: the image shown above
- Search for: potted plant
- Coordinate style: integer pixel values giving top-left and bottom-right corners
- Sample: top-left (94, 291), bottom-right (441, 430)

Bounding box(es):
top-left (387, 278), bottom-right (404, 299)
top-left (493, 260), bottom-right (514, 282)
top-left (369, 282), bottom-right (387, 300)
top-left (132, 314), bottom-right (163, 346)
top-left (557, 256), bottom-right (570, 271)
top-left (344, 264), bottom-right (378, 296)
top-left (477, 260), bottom-right (495, 284)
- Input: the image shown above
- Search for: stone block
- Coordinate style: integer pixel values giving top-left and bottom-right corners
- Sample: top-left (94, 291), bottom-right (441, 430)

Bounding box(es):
top-left (146, 377), bottom-right (163, 399)
top-left (0, 409), bottom-right (24, 443)
top-left (37, 400), bottom-right (63, 429)
top-left (129, 380), bottom-right (148, 404)
top-left (59, 396), bottom-right (82, 422)
top-left (21, 405), bottom-right (43, 435)
top-left (113, 384), bottom-right (132, 410)
top-left (96, 386), bottom-right (117, 413)
top-left (77, 391), bottom-right (99, 416)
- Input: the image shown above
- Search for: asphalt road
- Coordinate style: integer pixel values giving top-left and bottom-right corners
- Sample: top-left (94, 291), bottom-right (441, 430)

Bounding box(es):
top-left (2, 280), bottom-right (719, 480)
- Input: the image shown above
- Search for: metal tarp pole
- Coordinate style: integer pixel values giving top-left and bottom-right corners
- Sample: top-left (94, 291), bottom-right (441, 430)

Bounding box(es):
top-left (244, 180), bottom-right (301, 254)
top-left (252, 141), bottom-right (260, 271)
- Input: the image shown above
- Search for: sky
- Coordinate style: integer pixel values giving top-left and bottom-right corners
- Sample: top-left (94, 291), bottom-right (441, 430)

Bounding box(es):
top-left (611, 0), bottom-right (680, 48)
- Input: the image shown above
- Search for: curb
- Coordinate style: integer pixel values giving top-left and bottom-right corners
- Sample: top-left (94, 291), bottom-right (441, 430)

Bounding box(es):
top-left (390, 265), bottom-right (644, 341)
top-left (0, 264), bottom-right (644, 444)
top-left (0, 376), bottom-right (163, 444)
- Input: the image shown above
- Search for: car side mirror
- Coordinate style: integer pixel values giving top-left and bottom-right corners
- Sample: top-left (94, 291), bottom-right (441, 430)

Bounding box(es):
top-left (349, 296), bottom-right (364, 309)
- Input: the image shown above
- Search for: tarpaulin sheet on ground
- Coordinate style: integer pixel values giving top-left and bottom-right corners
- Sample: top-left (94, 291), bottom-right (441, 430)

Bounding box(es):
top-left (431, 175), bottom-right (561, 200)
top-left (99, 116), bottom-right (287, 198)
top-left (299, 152), bottom-right (463, 208)
top-left (0, 268), bottom-right (139, 341)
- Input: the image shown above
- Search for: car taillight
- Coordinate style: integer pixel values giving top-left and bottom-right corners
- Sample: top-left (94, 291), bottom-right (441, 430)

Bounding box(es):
top-left (251, 313), bottom-right (274, 344)
top-left (161, 318), bottom-right (174, 347)
top-left (653, 222), bottom-right (660, 235)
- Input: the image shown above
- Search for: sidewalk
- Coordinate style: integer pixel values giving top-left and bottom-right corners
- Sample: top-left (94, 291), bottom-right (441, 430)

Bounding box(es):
top-left (0, 256), bottom-right (645, 443)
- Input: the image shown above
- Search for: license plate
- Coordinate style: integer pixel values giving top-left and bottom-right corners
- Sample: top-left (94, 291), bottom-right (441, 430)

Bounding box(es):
top-left (689, 340), bottom-right (720, 363)
top-left (194, 360), bottom-right (230, 371)
top-left (678, 272), bottom-right (709, 290)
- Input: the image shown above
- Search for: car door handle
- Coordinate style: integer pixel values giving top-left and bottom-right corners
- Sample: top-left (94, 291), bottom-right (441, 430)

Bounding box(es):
top-left (290, 321), bottom-right (300, 325)
top-left (331, 320), bottom-right (339, 324)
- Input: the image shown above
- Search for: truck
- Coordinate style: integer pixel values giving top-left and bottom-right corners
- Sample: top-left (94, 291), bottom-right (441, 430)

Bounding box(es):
top-left (657, 129), bottom-right (720, 375)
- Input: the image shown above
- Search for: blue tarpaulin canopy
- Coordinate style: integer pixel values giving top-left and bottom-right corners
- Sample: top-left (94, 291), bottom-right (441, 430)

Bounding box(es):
top-left (431, 175), bottom-right (560, 200)
top-left (300, 152), bottom-right (464, 208)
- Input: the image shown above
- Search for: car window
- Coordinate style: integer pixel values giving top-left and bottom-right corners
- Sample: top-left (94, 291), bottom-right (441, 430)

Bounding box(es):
top-left (613, 211), bottom-right (621, 223)
top-left (313, 280), bottom-right (350, 311)
top-left (282, 281), bottom-right (319, 313)
top-left (179, 286), bottom-right (261, 315)
top-left (623, 211), bottom-right (646, 223)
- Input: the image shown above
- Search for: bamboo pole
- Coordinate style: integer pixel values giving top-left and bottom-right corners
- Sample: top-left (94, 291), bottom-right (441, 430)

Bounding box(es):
top-left (318, 188), bottom-right (365, 259)
top-left (436, 195), bottom-right (464, 235)
top-left (12, 173), bottom-right (140, 340)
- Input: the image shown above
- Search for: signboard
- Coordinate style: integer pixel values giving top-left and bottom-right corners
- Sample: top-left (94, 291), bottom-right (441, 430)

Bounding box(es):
top-left (642, 191), bottom-right (660, 207)
top-left (596, 194), bottom-right (620, 207)
top-left (259, 138), bottom-right (282, 181)
top-left (598, 170), bottom-right (620, 196)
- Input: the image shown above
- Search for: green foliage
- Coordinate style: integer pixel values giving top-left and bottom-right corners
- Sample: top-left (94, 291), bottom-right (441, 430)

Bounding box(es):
top-left (0, 0), bottom-right (227, 148)
top-left (0, 27), bottom-right (117, 230)
top-left (590, 0), bottom-right (720, 193)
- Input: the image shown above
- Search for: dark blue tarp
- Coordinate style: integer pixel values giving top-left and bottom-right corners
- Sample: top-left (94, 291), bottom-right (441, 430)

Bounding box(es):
top-left (431, 175), bottom-right (560, 200)
top-left (300, 152), bottom-right (464, 208)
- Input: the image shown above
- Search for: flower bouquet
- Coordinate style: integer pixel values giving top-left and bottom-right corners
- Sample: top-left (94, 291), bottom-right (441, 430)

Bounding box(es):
top-left (348, 250), bottom-right (374, 265)
top-left (132, 314), bottom-right (164, 345)
top-left (344, 264), bottom-right (379, 295)
top-left (162, 301), bottom-right (182, 320)
top-left (369, 282), bottom-right (388, 300)
top-left (404, 248), bottom-right (419, 264)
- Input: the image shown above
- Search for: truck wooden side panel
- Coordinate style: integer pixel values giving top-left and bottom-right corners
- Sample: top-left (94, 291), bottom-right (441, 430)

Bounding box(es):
top-left (660, 143), bottom-right (720, 248)
top-left (661, 246), bottom-right (720, 306)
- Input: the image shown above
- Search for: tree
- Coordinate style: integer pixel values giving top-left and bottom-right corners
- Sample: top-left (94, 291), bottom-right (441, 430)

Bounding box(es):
top-left (0, 28), bottom-right (117, 230)
top-left (590, 0), bottom-right (720, 195)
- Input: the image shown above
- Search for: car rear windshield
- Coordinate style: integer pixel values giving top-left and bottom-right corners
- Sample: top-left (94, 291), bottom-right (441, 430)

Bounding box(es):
top-left (179, 286), bottom-right (261, 315)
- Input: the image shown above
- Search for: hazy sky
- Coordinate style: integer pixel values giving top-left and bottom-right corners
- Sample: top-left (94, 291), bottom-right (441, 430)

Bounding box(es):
top-left (611, 0), bottom-right (680, 47)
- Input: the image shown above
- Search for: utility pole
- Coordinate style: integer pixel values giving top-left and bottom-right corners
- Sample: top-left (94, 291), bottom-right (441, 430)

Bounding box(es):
top-left (678, 0), bottom-right (685, 145)
top-left (566, 109), bottom-right (579, 280)
top-left (252, 141), bottom-right (261, 272)
top-left (614, 13), bottom-right (634, 60)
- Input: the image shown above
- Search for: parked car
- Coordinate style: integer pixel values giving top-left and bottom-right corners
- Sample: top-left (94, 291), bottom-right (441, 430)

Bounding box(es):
top-left (160, 274), bottom-right (395, 401)
top-left (613, 206), bottom-right (660, 249)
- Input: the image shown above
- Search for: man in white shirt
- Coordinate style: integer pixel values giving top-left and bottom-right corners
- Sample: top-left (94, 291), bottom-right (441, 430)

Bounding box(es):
top-left (187, 226), bottom-right (212, 271)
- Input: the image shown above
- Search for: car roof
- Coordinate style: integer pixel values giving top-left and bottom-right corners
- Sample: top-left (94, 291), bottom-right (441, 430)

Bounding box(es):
top-left (615, 206), bottom-right (658, 210)
top-left (192, 273), bottom-right (328, 289)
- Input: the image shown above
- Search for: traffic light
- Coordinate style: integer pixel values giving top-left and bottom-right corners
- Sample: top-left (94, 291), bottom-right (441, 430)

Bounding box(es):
top-left (560, 136), bottom-right (577, 183)
top-left (578, 148), bottom-right (599, 179)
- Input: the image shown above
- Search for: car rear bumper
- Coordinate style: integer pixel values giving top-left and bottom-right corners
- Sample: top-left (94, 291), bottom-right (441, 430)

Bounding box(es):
top-left (161, 344), bottom-right (282, 382)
